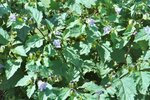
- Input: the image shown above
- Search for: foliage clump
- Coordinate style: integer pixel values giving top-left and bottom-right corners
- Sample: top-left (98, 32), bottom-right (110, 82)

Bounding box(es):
top-left (0, 0), bottom-right (150, 100)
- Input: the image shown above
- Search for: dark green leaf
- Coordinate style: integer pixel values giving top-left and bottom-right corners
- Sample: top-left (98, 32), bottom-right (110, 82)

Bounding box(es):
top-left (0, 27), bottom-right (9, 45)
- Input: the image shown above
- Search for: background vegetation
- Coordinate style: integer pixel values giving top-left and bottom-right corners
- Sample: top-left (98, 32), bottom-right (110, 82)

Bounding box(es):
top-left (0, 0), bottom-right (150, 100)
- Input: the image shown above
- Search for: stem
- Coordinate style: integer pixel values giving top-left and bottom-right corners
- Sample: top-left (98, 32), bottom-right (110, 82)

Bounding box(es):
top-left (59, 51), bottom-right (67, 63)
top-left (120, 72), bottom-right (129, 79)
top-left (125, 35), bottom-right (135, 59)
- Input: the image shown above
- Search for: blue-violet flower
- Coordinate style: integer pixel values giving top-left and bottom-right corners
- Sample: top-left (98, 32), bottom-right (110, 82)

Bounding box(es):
top-left (53, 39), bottom-right (61, 48)
top-left (37, 80), bottom-right (47, 91)
top-left (54, 31), bottom-right (61, 36)
top-left (115, 7), bottom-right (122, 14)
top-left (103, 26), bottom-right (112, 34)
top-left (9, 13), bottom-right (16, 21)
top-left (86, 18), bottom-right (95, 26)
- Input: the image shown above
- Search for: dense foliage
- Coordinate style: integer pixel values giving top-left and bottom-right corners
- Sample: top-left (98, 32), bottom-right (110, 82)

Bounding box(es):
top-left (0, 0), bottom-right (150, 100)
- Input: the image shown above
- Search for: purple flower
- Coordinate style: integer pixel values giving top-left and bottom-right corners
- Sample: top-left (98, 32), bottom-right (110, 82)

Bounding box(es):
top-left (86, 18), bottom-right (95, 26)
top-left (115, 7), bottom-right (122, 14)
top-left (37, 80), bottom-right (47, 91)
top-left (144, 26), bottom-right (150, 35)
top-left (54, 31), bottom-right (61, 36)
top-left (9, 13), bottom-right (16, 21)
top-left (103, 26), bottom-right (112, 34)
top-left (53, 39), bottom-right (61, 48)
top-left (0, 64), bottom-right (4, 69)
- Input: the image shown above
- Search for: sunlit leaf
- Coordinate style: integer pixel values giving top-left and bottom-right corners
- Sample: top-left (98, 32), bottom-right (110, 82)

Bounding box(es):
top-left (5, 59), bottom-right (22, 79)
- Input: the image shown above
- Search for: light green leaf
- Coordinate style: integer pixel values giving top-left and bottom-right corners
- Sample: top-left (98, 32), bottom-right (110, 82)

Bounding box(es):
top-left (25, 35), bottom-right (44, 52)
top-left (134, 28), bottom-right (150, 42)
top-left (5, 59), bottom-right (22, 79)
top-left (80, 42), bottom-right (92, 55)
top-left (136, 71), bottom-right (150, 95)
top-left (15, 75), bottom-right (31, 87)
top-left (58, 88), bottom-right (70, 100)
top-left (27, 85), bottom-right (36, 98)
top-left (69, 3), bottom-right (82, 15)
top-left (113, 77), bottom-right (137, 100)
top-left (45, 19), bottom-right (54, 31)
top-left (68, 25), bottom-right (83, 38)
top-left (27, 6), bottom-right (43, 26)
top-left (82, 93), bottom-right (97, 100)
top-left (79, 81), bottom-right (103, 93)
top-left (144, 50), bottom-right (150, 60)
top-left (97, 42), bottom-right (111, 62)
top-left (67, 19), bottom-right (80, 29)
top-left (12, 45), bottom-right (27, 56)
top-left (79, 0), bottom-right (97, 8)
top-left (40, 0), bottom-right (51, 8)
top-left (0, 27), bottom-right (9, 45)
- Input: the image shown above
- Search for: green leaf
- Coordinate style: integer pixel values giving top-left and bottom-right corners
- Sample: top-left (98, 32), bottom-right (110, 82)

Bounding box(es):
top-left (25, 35), bottom-right (44, 52)
top-left (45, 19), bottom-right (54, 31)
top-left (79, 81), bottom-right (103, 93)
top-left (97, 42), bottom-right (111, 62)
top-left (40, 0), bottom-right (51, 8)
top-left (80, 42), bottom-right (92, 55)
top-left (69, 3), bottom-right (82, 15)
top-left (0, 4), bottom-right (10, 16)
top-left (63, 47), bottom-right (82, 67)
top-left (58, 88), bottom-right (70, 100)
top-left (0, 27), bottom-right (9, 45)
top-left (136, 71), bottom-right (150, 95)
top-left (43, 56), bottom-right (52, 67)
top-left (79, 0), bottom-right (97, 8)
top-left (26, 6), bottom-right (43, 26)
top-left (15, 75), bottom-right (31, 87)
top-left (111, 49), bottom-right (126, 63)
top-left (43, 44), bottom-right (56, 56)
top-left (0, 68), bottom-right (24, 90)
top-left (27, 85), bottom-right (36, 98)
top-left (68, 25), bottom-right (83, 38)
top-left (137, 41), bottom-right (148, 51)
top-left (5, 59), bottom-right (22, 79)
top-left (17, 26), bottom-right (30, 42)
top-left (134, 29), bottom-right (150, 42)
top-left (12, 45), bottom-right (27, 56)
top-left (86, 26), bottom-right (101, 43)
top-left (144, 50), bottom-right (150, 60)
top-left (79, 82), bottom-right (107, 99)
top-left (81, 93), bottom-right (97, 100)
top-left (67, 19), bottom-right (81, 29)
top-left (113, 77), bottom-right (137, 100)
